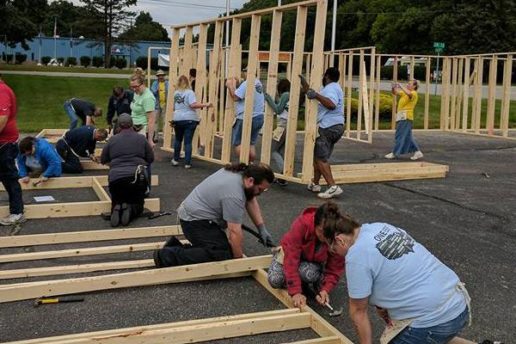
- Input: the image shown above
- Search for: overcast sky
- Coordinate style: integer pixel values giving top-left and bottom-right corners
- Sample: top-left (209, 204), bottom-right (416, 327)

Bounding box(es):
top-left (60, 0), bottom-right (250, 34)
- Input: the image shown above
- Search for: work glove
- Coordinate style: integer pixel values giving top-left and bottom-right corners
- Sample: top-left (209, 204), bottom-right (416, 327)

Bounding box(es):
top-left (298, 74), bottom-right (310, 93)
top-left (257, 224), bottom-right (274, 247)
top-left (306, 89), bottom-right (317, 99)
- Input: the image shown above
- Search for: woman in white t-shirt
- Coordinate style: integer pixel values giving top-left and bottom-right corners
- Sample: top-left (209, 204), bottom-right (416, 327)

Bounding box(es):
top-left (170, 75), bottom-right (211, 169)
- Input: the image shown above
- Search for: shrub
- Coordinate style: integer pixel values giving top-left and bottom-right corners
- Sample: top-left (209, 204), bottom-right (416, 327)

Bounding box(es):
top-left (80, 56), bottom-right (91, 67)
top-left (15, 54), bottom-right (27, 64)
top-left (92, 56), bottom-right (104, 67)
top-left (115, 57), bottom-right (127, 69)
top-left (380, 65), bottom-right (408, 80)
top-left (136, 56), bottom-right (158, 70)
top-left (57, 57), bottom-right (65, 64)
top-left (41, 56), bottom-right (51, 65)
top-left (348, 93), bottom-right (393, 120)
top-left (66, 57), bottom-right (77, 66)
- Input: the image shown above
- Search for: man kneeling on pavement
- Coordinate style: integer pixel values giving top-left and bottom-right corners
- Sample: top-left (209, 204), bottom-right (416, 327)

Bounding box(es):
top-left (154, 162), bottom-right (275, 267)
top-left (56, 125), bottom-right (108, 174)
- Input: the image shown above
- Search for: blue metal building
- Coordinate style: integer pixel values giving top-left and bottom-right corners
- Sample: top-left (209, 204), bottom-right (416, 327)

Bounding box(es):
top-left (0, 36), bottom-right (170, 66)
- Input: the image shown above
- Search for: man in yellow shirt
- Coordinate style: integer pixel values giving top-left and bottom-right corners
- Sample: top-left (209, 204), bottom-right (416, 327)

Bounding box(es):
top-left (385, 80), bottom-right (424, 160)
top-left (150, 69), bottom-right (169, 142)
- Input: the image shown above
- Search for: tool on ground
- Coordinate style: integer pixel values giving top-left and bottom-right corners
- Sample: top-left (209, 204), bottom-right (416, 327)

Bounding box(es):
top-left (242, 224), bottom-right (277, 248)
top-left (324, 302), bottom-right (343, 317)
top-left (34, 296), bottom-right (84, 307)
top-left (148, 211), bottom-right (173, 220)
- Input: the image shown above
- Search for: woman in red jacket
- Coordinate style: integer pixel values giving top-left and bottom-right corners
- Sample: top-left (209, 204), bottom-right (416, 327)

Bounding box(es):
top-left (268, 201), bottom-right (345, 308)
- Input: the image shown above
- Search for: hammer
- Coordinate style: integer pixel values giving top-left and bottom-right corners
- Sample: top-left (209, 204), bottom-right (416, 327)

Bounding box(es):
top-left (34, 296), bottom-right (84, 307)
top-left (324, 302), bottom-right (344, 317)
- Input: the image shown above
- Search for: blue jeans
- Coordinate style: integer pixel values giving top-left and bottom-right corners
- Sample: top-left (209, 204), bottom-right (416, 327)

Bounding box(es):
top-left (391, 306), bottom-right (469, 344)
top-left (173, 120), bottom-right (198, 165)
top-left (64, 100), bottom-right (79, 130)
top-left (231, 115), bottom-right (264, 146)
top-left (0, 143), bottom-right (24, 214)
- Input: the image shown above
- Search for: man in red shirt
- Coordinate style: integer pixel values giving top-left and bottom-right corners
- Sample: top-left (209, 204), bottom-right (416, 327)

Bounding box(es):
top-left (0, 76), bottom-right (25, 225)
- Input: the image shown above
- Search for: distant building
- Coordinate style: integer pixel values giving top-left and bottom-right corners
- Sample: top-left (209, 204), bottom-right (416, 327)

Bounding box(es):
top-left (0, 35), bottom-right (171, 66)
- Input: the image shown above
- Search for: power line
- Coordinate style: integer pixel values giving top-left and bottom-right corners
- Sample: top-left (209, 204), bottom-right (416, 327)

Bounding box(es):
top-left (138, 0), bottom-right (238, 11)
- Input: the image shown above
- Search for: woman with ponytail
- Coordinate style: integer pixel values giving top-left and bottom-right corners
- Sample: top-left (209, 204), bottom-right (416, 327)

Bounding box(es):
top-left (267, 201), bottom-right (345, 309)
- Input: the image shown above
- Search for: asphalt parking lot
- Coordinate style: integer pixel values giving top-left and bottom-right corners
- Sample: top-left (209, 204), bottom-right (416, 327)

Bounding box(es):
top-left (1, 130), bottom-right (515, 343)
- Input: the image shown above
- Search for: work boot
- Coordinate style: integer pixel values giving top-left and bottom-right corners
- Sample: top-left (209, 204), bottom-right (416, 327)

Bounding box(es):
top-left (110, 204), bottom-right (121, 227)
top-left (153, 250), bottom-right (163, 268)
top-left (120, 203), bottom-right (131, 226)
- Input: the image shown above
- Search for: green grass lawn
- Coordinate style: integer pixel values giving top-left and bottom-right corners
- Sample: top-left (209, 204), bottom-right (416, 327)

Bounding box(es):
top-left (3, 74), bottom-right (122, 132)
top-left (3, 74), bottom-right (515, 133)
top-left (1, 64), bottom-right (133, 74)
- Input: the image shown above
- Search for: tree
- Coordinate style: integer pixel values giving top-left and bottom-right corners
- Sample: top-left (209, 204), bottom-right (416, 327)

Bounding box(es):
top-left (118, 12), bottom-right (169, 42)
top-left (0, 0), bottom-right (47, 49)
top-left (80, 0), bottom-right (136, 67)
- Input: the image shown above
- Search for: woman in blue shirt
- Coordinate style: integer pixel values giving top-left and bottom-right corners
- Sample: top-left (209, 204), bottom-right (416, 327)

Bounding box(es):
top-left (170, 75), bottom-right (211, 169)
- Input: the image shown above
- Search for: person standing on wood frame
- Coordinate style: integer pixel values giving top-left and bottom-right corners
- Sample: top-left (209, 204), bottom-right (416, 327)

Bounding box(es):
top-left (385, 80), bottom-right (424, 161)
top-left (301, 67), bottom-right (344, 199)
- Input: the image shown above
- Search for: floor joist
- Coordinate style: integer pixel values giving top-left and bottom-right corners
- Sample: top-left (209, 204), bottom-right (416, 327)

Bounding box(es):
top-left (0, 198), bottom-right (160, 219)
top-left (0, 259), bottom-right (156, 280)
top-left (0, 175), bottom-right (159, 192)
top-left (6, 309), bottom-right (304, 344)
top-left (0, 225), bottom-right (182, 248)
top-left (0, 255), bottom-right (272, 303)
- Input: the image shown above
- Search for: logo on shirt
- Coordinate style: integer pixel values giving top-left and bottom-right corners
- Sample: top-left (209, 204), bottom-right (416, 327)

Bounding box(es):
top-left (374, 225), bottom-right (415, 260)
top-left (174, 94), bottom-right (185, 104)
top-left (255, 84), bottom-right (263, 94)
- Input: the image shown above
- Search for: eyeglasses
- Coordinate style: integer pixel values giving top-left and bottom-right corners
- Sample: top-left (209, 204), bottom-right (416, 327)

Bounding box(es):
top-left (130, 83), bottom-right (142, 90)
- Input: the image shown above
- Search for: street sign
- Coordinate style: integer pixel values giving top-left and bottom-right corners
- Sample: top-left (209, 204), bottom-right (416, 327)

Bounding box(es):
top-left (433, 42), bottom-right (445, 49)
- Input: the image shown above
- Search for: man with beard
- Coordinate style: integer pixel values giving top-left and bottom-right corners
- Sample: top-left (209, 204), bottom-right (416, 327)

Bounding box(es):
top-left (154, 162), bottom-right (275, 267)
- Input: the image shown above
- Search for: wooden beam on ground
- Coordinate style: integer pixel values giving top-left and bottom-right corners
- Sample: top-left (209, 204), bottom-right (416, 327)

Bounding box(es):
top-left (282, 337), bottom-right (342, 344)
top-left (0, 198), bottom-right (160, 219)
top-left (80, 160), bottom-right (108, 170)
top-left (92, 177), bottom-right (110, 202)
top-left (0, 255), bottom-right (272, 303)
top-left (11, 309), bottom-right (303, 344)
top-left (0, 259), bottom-right (156, 280)
top-left (0, 225), bottom-right (182, 248)
top-left (253, 269), bottom-right (353, 344)
top-left (0, 241), bottom-right (164, 263)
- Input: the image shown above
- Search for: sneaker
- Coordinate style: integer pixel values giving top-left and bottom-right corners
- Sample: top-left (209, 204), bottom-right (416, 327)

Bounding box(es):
top-left (275, 178), bottom-right (288, 187)
top-left (171, 159), bottom-right (179, 166)
top-left (307, 182), bottom-right (321, 193)
top-left (120, 203), bottom-right (131, 226)
top-left (384, 152), bottom-right (396, 159)
top-left (0, 213), bottom-right (26, 226)
top-left (318, 185), bottom-right (343, 199)
top-left (184, 164), bottom-right (192, 169)
top-left (110, 204), bottom-right (121, 227)
top-left (410, 151), bottom-right (424, 160)
top-left (479, 341), bottom-right (504, 344)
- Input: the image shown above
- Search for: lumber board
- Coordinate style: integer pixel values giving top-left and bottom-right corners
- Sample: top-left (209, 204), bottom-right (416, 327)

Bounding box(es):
top-left (346, 52), bottom-right (353, 136)
top-left (424, 57), bottom-right (431, 129)
top-left (486, 56), bottom-right (497, 134)
top-left (9, 309), bottom-right (304, 344)
top-left (260, 9), bottom-right (283, 165)
top-left (462, 57), bottom-right (471, 131)
top-left (92, 177), bottom-right (110, 202)
top-left (284, 6), bottom-right (307, 177)
top-left (283, 337), bottom-right (342, 344)
top-left (0, 259), bottom-right (156, 280)
top-left (500, 55), bottom-right (512, 137)
top-left (0, 198), bottom-right (160, 219)
top-left (192, 23), bottom-right (208, 156)
top-left (356, 50), bottom-right (364, 140)
top-left (253, 269), bottom-right (353, 344)
top-left (0, 175), bottom-right (158, 192)
top-left (239, 14), bottom-right (261, 163)
top-left (300, 0), bottom-right (327, 183)
top-left (0, 241), bottom-right (164, 263)
top-left (0, 255), bottom-right (272, 303)
top-left (0, 225), bottom-right (182, 248)
top-left (163, 27), bottom-right (180, 150)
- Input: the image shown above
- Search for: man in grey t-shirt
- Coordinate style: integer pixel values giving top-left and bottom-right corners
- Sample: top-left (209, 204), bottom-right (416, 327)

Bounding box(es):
top-left (154, 162), bottom-right (275, 267)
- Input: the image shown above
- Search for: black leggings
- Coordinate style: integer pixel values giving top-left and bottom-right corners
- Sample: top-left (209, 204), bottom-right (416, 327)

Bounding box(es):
top-left (108, 176), bottom-right (147, 218)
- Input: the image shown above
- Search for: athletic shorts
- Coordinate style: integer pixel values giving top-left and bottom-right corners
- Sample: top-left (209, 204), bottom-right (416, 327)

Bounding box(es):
top-left (314, 124), bottom-right (344, 161)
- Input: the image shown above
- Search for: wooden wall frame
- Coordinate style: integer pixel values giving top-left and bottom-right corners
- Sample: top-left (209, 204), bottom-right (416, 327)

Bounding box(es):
top-left (0, 175), bottom-right (160, 219)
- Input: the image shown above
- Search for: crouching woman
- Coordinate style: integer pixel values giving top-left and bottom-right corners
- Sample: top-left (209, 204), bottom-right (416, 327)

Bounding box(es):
top-left (267, 201), bottom-right (345, 309)
top-left (101, 113), bottom-right (154, 227)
